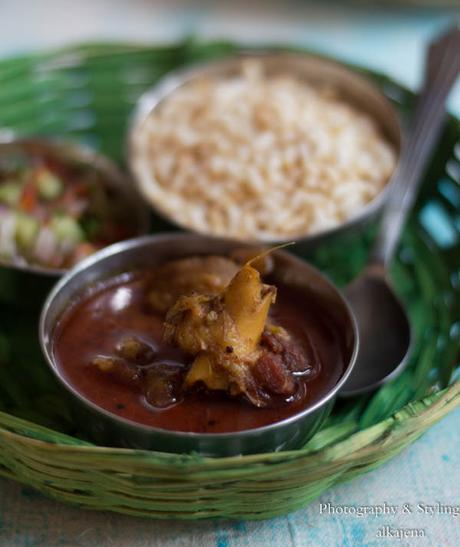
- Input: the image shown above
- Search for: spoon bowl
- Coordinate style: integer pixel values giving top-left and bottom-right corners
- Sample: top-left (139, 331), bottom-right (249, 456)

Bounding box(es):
top-left (340, 266), bottom-right (412, 397)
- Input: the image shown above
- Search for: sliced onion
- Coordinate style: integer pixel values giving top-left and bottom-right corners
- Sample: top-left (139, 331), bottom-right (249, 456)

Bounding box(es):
top-left (33, 226), bottom-right (58, 267)
top-left (0, 212), bottom-right (17, 259)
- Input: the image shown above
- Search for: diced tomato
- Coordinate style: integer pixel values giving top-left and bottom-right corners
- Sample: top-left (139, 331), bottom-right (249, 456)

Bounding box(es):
top-left (19, 182), bottom-right (38, 212)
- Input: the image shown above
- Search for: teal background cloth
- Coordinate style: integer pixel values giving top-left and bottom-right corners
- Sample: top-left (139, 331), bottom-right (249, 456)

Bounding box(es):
top-left (0, 1), bottom-right (459, 545)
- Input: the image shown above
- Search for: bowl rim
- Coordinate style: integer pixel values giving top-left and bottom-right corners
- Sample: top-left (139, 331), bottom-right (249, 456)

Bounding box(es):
top-left (0, 136), bottom-right (151, 277)
top-left (39, 232), bottom-right (359, 441)
top-left (127, 50), bottom-right (403, 246)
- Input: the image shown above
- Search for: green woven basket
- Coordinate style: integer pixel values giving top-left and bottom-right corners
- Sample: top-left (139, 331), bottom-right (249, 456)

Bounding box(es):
top-left (0, 40), bottom-right (459, 520)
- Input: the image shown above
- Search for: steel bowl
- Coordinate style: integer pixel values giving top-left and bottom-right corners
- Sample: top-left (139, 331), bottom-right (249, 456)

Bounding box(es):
top-left (0, 137), bottom-right (151, 308)
top-left (128, 52), bottom-right (402, 252)
top-left (39, 233), bottom-right (358, 456)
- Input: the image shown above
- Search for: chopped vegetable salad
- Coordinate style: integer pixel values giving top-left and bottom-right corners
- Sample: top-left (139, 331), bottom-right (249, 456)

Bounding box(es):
top-left (0, 143), bottom-right (135, 269)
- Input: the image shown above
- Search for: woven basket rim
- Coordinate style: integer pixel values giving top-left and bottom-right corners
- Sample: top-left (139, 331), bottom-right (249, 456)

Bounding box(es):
top-left (1, 379), bottom-right (459, 463)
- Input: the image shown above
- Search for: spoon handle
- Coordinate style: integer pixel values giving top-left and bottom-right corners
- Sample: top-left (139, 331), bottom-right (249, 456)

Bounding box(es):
top-left (371, 25), bottom-right (460, 267)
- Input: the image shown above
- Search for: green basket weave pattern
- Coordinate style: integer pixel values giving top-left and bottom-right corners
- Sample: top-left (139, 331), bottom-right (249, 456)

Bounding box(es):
top-left (0, 41), bottom-right (459, 520)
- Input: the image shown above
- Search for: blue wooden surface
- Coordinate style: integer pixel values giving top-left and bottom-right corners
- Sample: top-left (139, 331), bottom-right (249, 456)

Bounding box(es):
top-left (0, 1), bottom-right (460, 545)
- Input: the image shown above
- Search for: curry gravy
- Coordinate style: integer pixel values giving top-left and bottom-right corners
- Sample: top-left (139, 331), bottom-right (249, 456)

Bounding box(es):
top-left (53, 271), bottom-right (345, 433)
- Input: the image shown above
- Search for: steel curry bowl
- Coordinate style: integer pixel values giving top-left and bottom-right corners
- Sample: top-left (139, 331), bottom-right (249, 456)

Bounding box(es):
top-left (39, 234), bottom-right (358, 456)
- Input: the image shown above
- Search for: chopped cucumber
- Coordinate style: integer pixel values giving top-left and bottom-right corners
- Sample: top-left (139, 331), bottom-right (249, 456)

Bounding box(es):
top-left (37, 170), bottom-right (63, 200)
top-left (0, 181), bottom-right (22, 206)
top-left (49, 215), bottom-right (84, 245)
top-left (15, 213), bottom-right (39, 251)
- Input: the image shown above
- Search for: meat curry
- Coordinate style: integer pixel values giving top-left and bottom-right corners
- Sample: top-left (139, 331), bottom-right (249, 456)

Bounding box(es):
top-left (53, 252), bottom-right (345, 433)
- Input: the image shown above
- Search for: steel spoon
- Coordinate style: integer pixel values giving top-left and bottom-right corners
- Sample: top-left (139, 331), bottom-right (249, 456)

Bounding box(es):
top-left (341, 25), bottom-right (460, 397)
